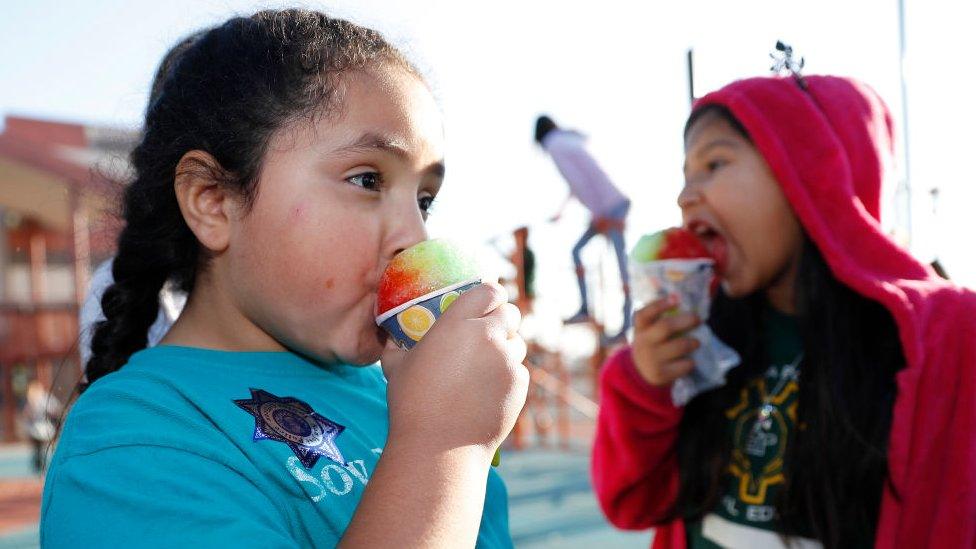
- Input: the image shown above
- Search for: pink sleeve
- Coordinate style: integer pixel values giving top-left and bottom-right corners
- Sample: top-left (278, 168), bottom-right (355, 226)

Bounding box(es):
top-left (591, 346), bottom-right (685, 529)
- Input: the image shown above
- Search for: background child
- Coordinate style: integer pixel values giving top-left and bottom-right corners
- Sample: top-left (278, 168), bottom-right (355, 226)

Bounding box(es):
top-left (592, 74), bottom-right (976, 548)
top-left (42, 9), bottom-right (527, 547)
top-left (535, 115), bottom-right (632, 340)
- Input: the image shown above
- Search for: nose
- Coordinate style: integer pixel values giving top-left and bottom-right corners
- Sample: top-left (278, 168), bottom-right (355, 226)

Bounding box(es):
top-left (677, 182), bottom-right (703, 210)
top-left (385, 201), bottom-right (429, 259)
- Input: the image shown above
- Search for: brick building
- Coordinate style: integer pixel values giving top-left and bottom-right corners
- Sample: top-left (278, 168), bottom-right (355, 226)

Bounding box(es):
top-left (0, 115), bottom-right (135, 441)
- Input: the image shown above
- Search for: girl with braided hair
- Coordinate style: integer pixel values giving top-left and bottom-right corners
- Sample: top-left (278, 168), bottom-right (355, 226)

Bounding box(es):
top-left (43, 10), bottom-right (526, 547)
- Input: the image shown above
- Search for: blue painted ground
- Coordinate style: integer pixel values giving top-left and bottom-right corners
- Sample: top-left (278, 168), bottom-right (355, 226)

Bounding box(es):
top-left (0, 443), bottom-right (653, 548)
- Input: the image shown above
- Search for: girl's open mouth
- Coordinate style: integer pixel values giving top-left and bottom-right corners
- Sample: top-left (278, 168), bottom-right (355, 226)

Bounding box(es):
top-left (687, 219), bottom-right (729, 276)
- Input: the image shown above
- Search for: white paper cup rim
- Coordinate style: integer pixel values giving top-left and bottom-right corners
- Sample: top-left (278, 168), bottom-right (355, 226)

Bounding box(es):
top-left (630, 258), bottom-right (714, 269)
top-left (375, 277), bottom-right (481, 325)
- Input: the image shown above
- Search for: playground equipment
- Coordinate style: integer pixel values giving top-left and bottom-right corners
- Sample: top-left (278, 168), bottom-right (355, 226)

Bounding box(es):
top-left (499, 226), bottom-right (621, 452)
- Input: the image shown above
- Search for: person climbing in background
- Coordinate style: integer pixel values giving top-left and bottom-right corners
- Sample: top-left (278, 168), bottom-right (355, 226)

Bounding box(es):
top-left (535, 115), bottom-right (631, 341)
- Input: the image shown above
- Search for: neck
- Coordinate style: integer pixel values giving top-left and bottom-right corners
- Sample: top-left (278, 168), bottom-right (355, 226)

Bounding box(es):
top-left (764, 253), bottom-right (801, 316)
top-left (161, 268), bottom-right (284, 352)
top-left (765, 284), bottom-right (795, 315)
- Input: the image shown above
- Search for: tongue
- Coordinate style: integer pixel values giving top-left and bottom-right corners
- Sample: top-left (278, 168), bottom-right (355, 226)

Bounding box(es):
top-left (706, 236), bottom-right (729, 276)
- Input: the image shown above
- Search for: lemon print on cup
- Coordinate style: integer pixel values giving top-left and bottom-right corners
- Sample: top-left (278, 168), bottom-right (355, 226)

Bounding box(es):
top-left (439, 291), bottom-right (460, 313)
top-left (398, 305), bottom-right (436, 341)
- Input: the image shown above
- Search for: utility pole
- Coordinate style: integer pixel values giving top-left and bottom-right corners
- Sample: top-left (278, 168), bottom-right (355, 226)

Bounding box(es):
top-left (897, 0), bottom-right (914, 245)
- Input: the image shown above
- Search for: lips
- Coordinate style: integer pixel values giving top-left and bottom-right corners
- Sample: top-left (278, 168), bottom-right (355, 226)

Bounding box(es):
top-left (686, 219), bottom-right (729, 276)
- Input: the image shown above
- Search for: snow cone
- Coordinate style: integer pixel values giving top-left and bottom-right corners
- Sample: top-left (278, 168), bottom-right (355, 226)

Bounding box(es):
top-left (629, 227), bottom-right (714, 316)
top-left (375, 239), bottom-right (481, 351)
top-left (629, 228), bottom-right (740, 405)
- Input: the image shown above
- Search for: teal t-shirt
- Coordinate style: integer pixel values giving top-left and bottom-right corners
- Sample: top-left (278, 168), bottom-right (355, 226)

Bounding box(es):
top-left (42, 346), bottom-right (512, 548)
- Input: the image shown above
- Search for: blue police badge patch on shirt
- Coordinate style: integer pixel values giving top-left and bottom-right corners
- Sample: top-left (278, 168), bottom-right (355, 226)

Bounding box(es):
top-left (234, 388), bottom-right (346, 468)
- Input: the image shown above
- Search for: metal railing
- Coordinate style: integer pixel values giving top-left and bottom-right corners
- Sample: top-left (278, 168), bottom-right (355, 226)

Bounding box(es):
top-left (503, 227), bottom-right (609, 452)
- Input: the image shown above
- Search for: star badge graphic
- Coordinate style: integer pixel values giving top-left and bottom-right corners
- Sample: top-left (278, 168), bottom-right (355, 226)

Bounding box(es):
top-left (234, 388), bottom-right (346, 469)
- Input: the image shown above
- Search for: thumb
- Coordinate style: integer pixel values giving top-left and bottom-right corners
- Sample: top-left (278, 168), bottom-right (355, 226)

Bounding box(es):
top-left (439, 281), bottom-right (508, 321)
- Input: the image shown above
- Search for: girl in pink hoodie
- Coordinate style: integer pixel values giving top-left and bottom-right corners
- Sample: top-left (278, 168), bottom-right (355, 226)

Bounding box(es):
top-left (592, 74), bottom-right (976, 549)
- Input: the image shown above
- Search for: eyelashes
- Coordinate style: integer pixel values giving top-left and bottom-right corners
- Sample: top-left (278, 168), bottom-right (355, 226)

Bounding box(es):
top-left (419, 195), bottom-right (436, 214)
top-left (345, 170), bottom-right (437, 216)
top-left (707, 158), bottom-right (729, 172)
top-left (346, 171), bottom-right (382, 191)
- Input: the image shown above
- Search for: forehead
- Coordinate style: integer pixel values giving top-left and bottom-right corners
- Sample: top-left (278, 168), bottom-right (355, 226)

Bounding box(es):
top-left (333, 68), bottom-right (444, 156)
top-left (684, 110), bottom-right (746, 152)
top-left (270, 66), bottom-right (444, 159)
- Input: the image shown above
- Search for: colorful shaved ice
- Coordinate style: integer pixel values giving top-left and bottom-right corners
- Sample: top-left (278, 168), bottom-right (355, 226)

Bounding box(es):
top-left (630, 227), bottom-right (710, 262)
top-left (376, 239), bottom-right (481, 318)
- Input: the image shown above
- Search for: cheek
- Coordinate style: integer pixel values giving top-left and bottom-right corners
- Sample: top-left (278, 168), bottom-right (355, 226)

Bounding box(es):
top-left (235, 202), bottom-right (378, 307)
top-left (706, 172), bottom-right (790, 280)
top-left (705, 176), bottom-right (759, 250)
top-left (738, 179), bottom-right (801, 280)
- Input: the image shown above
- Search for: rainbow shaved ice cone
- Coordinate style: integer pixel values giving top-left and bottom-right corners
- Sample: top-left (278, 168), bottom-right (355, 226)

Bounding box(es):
top-left (375, 239), bottom-right (481, 350)
top-left (629, 228), bottom-right (740, 405)
top-left (630, 228), bottom-right (714, 316)
top-left (631, 227), bottom-right (710, 262)
top-left (374, 239), bottom-right (501, 466)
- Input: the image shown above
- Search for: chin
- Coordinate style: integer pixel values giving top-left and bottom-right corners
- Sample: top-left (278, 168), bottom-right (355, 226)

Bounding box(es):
top-left (332, 345), bottom-right (383, 366)
top-left (345, 351), bottom-right (383, 366)
top-left (339, 328), bottom-right (386, 366)
top-left (720, 277), bottom-right (753, 299)
top-left (289, 330), bottom-right (382, 367)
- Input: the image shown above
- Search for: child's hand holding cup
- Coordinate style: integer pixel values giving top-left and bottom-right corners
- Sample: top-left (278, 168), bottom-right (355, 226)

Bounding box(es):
top-left (376, 239), bottom-right (523, 466)
top-left (628, 228), bottom-right (740, 405)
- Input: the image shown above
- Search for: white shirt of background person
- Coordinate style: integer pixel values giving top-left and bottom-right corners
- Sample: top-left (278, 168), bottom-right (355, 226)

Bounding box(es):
top-left (78, 259), bottom-right (187, 372)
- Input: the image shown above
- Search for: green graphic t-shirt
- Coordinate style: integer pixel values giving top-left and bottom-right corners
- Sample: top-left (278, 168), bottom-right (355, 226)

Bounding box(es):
top-left (688, 307), bottom-right (819, 548)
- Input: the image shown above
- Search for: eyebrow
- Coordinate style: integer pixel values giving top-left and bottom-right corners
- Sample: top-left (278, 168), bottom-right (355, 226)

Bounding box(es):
top-left (697, 138), bottom-right (741, 155)
top-left (334, 132), bottom-right (412, 159)
top-left (333, 132), bottom-right (446, 179)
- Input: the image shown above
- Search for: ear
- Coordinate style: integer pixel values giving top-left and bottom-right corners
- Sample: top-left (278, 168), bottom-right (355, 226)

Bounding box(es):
top-left (173, 150), bottom-right (239, 253)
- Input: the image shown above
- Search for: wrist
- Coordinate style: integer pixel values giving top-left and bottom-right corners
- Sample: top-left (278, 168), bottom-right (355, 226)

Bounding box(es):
top-left (385, 430), bottom-right (496, 469)
top-left (625, 350), bottom-right (676, 395)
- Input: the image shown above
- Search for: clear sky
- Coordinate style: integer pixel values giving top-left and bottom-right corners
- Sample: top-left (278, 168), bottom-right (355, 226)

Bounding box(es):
top-left (2, 0), bottom-right (973, 332)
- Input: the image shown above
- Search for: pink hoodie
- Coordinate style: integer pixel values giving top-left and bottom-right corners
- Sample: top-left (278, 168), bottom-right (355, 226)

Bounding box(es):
top-left (592, 75), bottom-right (976, 548)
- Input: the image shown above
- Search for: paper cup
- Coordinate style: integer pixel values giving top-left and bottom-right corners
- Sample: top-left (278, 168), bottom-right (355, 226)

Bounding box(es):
top-left (376, 280), bottom-right (480, 350)
top-left (629, 259), bottom-right (714, 319)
